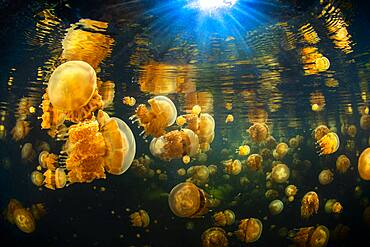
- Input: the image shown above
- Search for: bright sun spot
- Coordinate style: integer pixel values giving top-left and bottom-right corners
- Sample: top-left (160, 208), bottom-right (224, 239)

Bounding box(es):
top-left (188, 0), bottom-right (238, 12)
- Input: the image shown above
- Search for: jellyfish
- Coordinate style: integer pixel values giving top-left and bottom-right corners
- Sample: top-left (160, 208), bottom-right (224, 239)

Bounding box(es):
top-left (39, 151), bottom-right (58, 170)
top-left (208, 165), bottom-right (217, 175)
top-left (325, 199), bottom-right (343, 214)
top-left (301, 191), bottom-right (319, 219)
top-left (270, 163), bottom-right (290, 183)
top-left (176, 116), bottom-right (187, 126)
top-left (21, 143), bottom-right (36, 163)
top-left (246, 154), bottom-right (263, 171)
top-left (201, 227), bottom-right (228, 247)
top-left (43, 168), bottom-right (67, 190)
top-left (192, 105), bottom-right (202, 115)
top-left (182, 155), bottom-right (191, 164)
top-left (346, 124), bottom-right (357, 138)
top-left (285, 185), bottom-right (298, 202)
top-left (336, 155), bottom-right (351, 174)
top-left (130, 96), bottom-right (177, 138)
top-left (290, 225), bottom-right (329, 247)
top-left (122, 96), bottom-right (136, 107)
top-left (168, 182), bottom-right (210, 218)
top-left (316, 132), bottom-right (340, 155)
top-left (130, 209), bottom-right (150, 228)
top-left (30, 203), bottom-right (47, 220)
top-left (13, 208), bottom-right (36, 233)
top-left (41, 61), bottom-right (104, 127)
top-left (225, 102), bottom-right (233, 110)
top-left (236, 145), bottom-right (250, 156)
top-left (315, 56), bottom-right (330, 71)
top-left (289, 137), bottom-right (299, 149)
top-left (213, 209), bottom-right (235, 226)
top-left (225, 114), bottom-right (234, 123)
top-left (360, 115), bottom-right (370, 130)
top-left (177, 168), bottom-right (186, 176)
top-left (11, 120), bottom-right (31, 141)
top-left (247, 123), bottom-right (269, 143)
top-left (313, 125), bottom-right (330, 142)
top-left (223, 159), bottom-right (242, 175)
top-left (31, 171), bottom-right (44, 187)
top-left (196, 152), bottom-right (208, 163)
top-left (187, 165), bottom-right (210, 185)
top-left (318, 169), bottom-right (334, 185)
top-left (150, 129), bottom-right (199, 161)
top-left (4, 199), bottom-right (23, 224)
top-left (358, 148), bottom-right (370, 180)
top-left (274, 142), bottom-right (289, 159)
top-left (269, 200), bottom-right (284, 215)
top-left (234, 218), bottom-right (263, 243)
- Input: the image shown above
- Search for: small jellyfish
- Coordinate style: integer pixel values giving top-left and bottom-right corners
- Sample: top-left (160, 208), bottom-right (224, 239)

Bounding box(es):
top-left (208, 165), bottom-right (217, 175)
top-left (316, 132), bottom-right (340, 155)
top-left (269, 200), bottom-right (284, 215)
top-left (11, 120), bottom-right (31, 141)
top-left (223, 159), bottom-right (242, 175)
top-left (225, 102), bottom-right (232, 110)
top-left (168, 182), bottom-right (210, 218)
top-left (247, 123), bottom-right (269, 143)
top-left (31, 171), bottom-right (44, 187)
top-left (187, 165), bottom-right (209, 185)
top-left (225, 114), bottom-right (234, 123)
top-left (130, 209), bottom-right (150, 228)
top-left (301, 191), bottom-right (319, 219)
top-left (270, 163), bottom-right (290, 183)
top-left (122, 96), bottom-right (136, 106)
top-left (315, 56), bottom-right (330, 72)
top-left (38, 151), bottom-right (58, 170)
top-left (285, 185), bottom-right (298, 202)
top-left (30, 203), bottom-right (46, 220)
top-left (177, 168), bottom-right (186, 176)
top-left (21, 143), bottom-right (36, 163)
top-left (274, 142), bottom-right (289, 159)
top-left (43, 168), bottom-right (67, 190)
top-left (183, 155), bottom-right (191, 164)
top-left (201, 227), bottom-right (228, 247)
top-left (360, 114), bottom-right (370, 130)
top-left (236, 145), bottom-right (250, 156)
top-left (192, 105), bottom-right (202, 115)
top-left (313, 125), bottom-right (330, 142)
top-left (346, 124), bottom-right (357, 138)
top-left (131, 96), bottom-right (177, 138)
top-left (325, 199), bottom-right (343, 214)
top-left (234, 218), bottom-right (263, 243)
top-left (246, 154), bottom-right (263, 171)
top-left (213, 209), bottom-right (235, 226)
top-left (357, 147), bottom-right (370, 180)
top-left (336, 155), bottom-right (351, 174)
top-left (4, 199), bottom-right (23, 224)
top-left (289, 137), bottom-right (299, 149)
top-left (176, 116), bottom-right (187, 126)
top-left (13, 208), bottom-right (36, 233)
top-left (318, 169), bottom-right (334, 185)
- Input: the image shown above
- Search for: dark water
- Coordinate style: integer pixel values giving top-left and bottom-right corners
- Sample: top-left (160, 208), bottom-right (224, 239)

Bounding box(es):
top-left (0, 0), bottom-right (369, 246)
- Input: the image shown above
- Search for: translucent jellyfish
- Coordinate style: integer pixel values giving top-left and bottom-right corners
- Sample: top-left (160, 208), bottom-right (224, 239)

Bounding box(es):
top-left (131, 96), bottom-right (177, 138)
top-left (325, 199), bottom-right (343, 214)
top-left (30, 203), bottom-right (47, 220)
top-left (196, 152), bottom-right (208, 163)
top-left (223, 159), bottom-right (242, 175)
top-left (270, 163), bottom-right (290, 183)
top-left (301, 191), bottom-right (319, 219)
top-left (246, 154), bottom-right (263, 171)
top-left (182, 155), bottom-right (191, 164)
top-left (313, 125), bottom-right (330, 142)
top-left (289, 137), bottom-right (299, 149)
top-left (234, 218), bottom-right (263, 243)
top-left (225, 102), bottom-right (233, 110)
top-left (358, 148), bottom-right (370, 180)
top-left (177, 168), bottom-right (186, 176)
top-left (290, 225), bottom-right (329, 247)
top-left (13, 208), bottom-right (36, 233)
top-left (236, 145), bottom-right (250, 156)
top-left (42, 61), bottom-right (103, 126)
top-left (4, 199), bottom-right (23, 224)
top-left (336, 155), bottom-right (351, 174)
top-left (31, 171), bottom-right (44, 187)
top-left (274, 142), bottom-right (289, 159)
top-left (247, 123), bottom-right (269, 143)
top-left (316, 132), bottom-right (340, 155)
top-left (269, 200), bottom-right (284, 215)
top-left (360, 114), bottom-right (370, 130)
top-left (318, 169), bottom-right (334, 185)
top-left (122, 96), bottom-right (136, 107)
top-left (43, 168), bottom-right (67, 190)
top-left (225, 114), bottom-right (234, 123)
top-left (201, 227), bottom-right (228, 247)
top-left (11, 120), bottom-right (31, 141)
top-left (38, 151), bottom-right (58, 170)
top-left (187, 165), bottom-right (210, 185)
top-left (130, 209), bottom-right (150, 228)
top-left (212, 209), bottom-right (235, 226)
top-left (150, 129), bottom-right (199, 161)
top-left (21, 143), bottom-right (36, 163)
top-left (168, 182), bottom-right (210, 218)
top-left (346, 124), bottom-right (357, 137)
top-left (285, 185), bottom-right (298, 202)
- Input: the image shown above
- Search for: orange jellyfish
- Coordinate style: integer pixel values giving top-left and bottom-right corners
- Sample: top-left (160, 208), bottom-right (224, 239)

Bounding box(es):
top-left (150, 128), bottom-right (199, 161)
top-left (316, 132), bottom-right (340, 155)
top-left (182, 155), bottom-right (191, 164)
top-left (13, 208), bottom-right (36, 233)
top-left (336, 155), bottom-right (351, 174)
top-left (130, 209), bottom-right (150, 228)
top-left (31, 171), bottom-right (44, 187)
top-left (11, 120), bottom-right (31, 141)
top-left (290, 225), bottom-right (329, 247)
top-left (38, 151), bottom-right (58, 170)
top-left (222, 159), bottom-right (242, 175)
top-left (212, 209), bottom-right (235, 226)
top-left (234, 218), bottom-right (263, 243)
top-left (274, 142), bottom-right (289, 160)
top-left (246, 154), bottom-right (263, 171)
top-left (358, 148), bottom-right (370, 180)
top-left (122, 96), bottom-right (136, 107)
top-left (4, 199), bottom-right (23, 224)
top-left (270, 163), bottom-right (290, 183)
top-left (168, 182), bottom-right (210, 218)
top-left (43, 168), bottom-right (67, 190)
top-left (247, 122), bottom-right (269, 143)
top-left (201, 227), bottom-right (228, 247)
top-left (301, 191), bottom-right (319, 219)
top-left (313, 125), bottom-right (330, 142)
top-left (325, 199), bottom-right (343, 214)
top-left (318, 169), bottom-right (334, 185)
top-left (236, 145), bottom-right (250, 156)
top-left (21, 143), bottom-right (36, 163)
top-left (285, 184), bottom-right (298, 202)
top-left (360, 115), bottom-right (370, 130)
top-left (130, 96), bottom-right (177, 138)
top-left (225, 114), bottom-right (234, 123)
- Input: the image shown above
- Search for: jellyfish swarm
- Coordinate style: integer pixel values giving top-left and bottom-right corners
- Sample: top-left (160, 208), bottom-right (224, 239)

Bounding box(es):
top-left (201, 227), bottom-right (229, 247)
top-left (150, 128), bottom-right (199, 161)
top-left (358, 148), bottom-right (370, 180)
top-left (290, 225), bottom-right (329, 247)
top-left (131, 96), bottom-right (177, 138)
top-left (234, 218), bottom-right (263, 243)
top-left (168, 182), bottom-right (211, 218)
top-left (247, 123), bottom-right (269, 143)
top-left (301, 191), bottom-right (319, 219)
top-left (316, 132), bottom-right (340, 155)
top-left (41, 61), bottom-right (103, 129)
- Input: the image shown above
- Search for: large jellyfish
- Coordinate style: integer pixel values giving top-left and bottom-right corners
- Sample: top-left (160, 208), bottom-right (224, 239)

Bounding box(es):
top-left (130, 96), bottom-right (177, 138)
top-left (41, 61), bottom-right (103, 128)
top-left (316, 132), bottom-right (340, 155)
top-left (358, 148), bottom-right (370, 180)
top-left (301, 191), bottom-right (319, 219)
top-left (234, 218), bottom-right (263, 243)
top-left (201, 227), bottom-right (228, 247)
top-left (150, 129), bottom-right (199, 161)
top-left (168, 182), bottom-right (211, 218)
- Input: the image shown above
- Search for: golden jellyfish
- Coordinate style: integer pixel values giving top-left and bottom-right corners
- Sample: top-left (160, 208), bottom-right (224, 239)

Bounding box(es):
top-left (246, 154), bottom-right (263, 171)
top-left (43, 168), bottom-right (67, 190)
top-left (234, 218), bottom-right (263, 243)
top-left (315, 56), bottom-right (330, 72)
top-left (270, 163), bottom-right (290, 183)
top-left (150, 128), bottom-right (199, 161)
top-left (285, 185), bottom-right (298, 199)
top-left (336, 155), bottom-right (351, 174)
top-left (201, 227), bottom-right (228, 247)
top-left (13, 208), bottom-right (36, 233)
top-left (176, 116), bottom-right (187, 126)
top-left (192, 105), bottom-right (202, 115)
top-left (177, 168), bottom-right (186, 176)
top-left (122, 96), bottom-right (136, 107)
top-left (31, 171), bottom-right (44, 187)
top-left (4, 199), bottom-right (23, 224)
top-left (358, 148), bottom-right (370, 180)
top-left (30, 203), bottom-right (46, 221)
top-left (223, 159), bottom-right (242, 175)
top-left (213, 209), bottom-right (235, 226)
top-left (187, 165), bottom-right (210, 185)
top-left (130, 209), bottom-right (150, 228)
top-left (301, 191), bottom-right (319, 219)
top-left (236, 145), bottom-right (250, 156)
top-left (42, 61), bottom-right (103, 127)
top-left (316, 132), bottom-right (340, 155)
top-left (38, 151), bottom-right (58, 170)
top-left (290, 225), bottom-right (329, 247)
top-left (131, 96), bottom-right (177, 138)
top-left (313, 125), bottom-right (330, 142)
top-left (269, 200), bottom-right (284, 215)
top-left (360, 115), bottom-right (370, 130)
top-left (11, 120), bottom-right (31, 141)
top-left (325, 199), bottom-right (343, 214)
top-left (225, 102), bottom-right (233, 110)
top-left (182, 155), bottom-right (191, 164)
top-left (318, 169), bottom-right (334, 185)
top-left (225, 114), bottom-right (234, 123)
top-left (21, 143), bottom-right (36, 163)
top-left (346, 124), bottom-right (357, 138)
top-left (168, 182), bottom-right (210, 218)
top-left (247, 123), bottom-right (269, 143)
top-left (274, 142), bottom-right (289, 159)
top-left (289, 137), bottom-right (299, 149)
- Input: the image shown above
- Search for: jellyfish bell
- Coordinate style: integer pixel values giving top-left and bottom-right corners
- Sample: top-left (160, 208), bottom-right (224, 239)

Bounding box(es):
top-left (358, 148), bottom-right (370, 180)
top-left (168, 182), bottom-right (210, 218)
top-left (201, 227), bottom-right (228, 247)
top-left (318, 169), bottom-right (334, 185)
top-left (55, 168), bottom-right (67, 189)
top-left (247, 123), bottom-right (269, 143)
top-left (301, 191), bottom-right (319, 219)
top-left (317, 132), bottom-right (340, 155)
top-left (313, 125), bottom-right (330, 141)
top-left (309, 225), bottom-right (330, 247)
top-left (269, 200), bottom-right (284, 215)
top-left (336, 155), bottom-right (351, 174)
top-left (13, 208), bottom-right (36, 233)
top-left (31, 171), bottom-right (44, 187)
top-left (360, 115), bottom-right (370, 130)
top-left (130, 209), bottom-right (150, 228)
top-left (275, 142), bottom-right (289, 159)
top-left (246, 154), bottom-right (263, 171)
top-left (235, 218), bottom-right (263, 243)
top-left (270, 163), bottom-right (290, 183)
